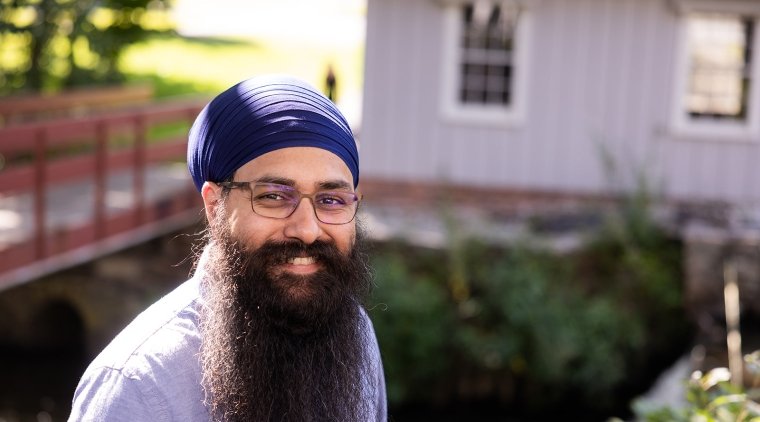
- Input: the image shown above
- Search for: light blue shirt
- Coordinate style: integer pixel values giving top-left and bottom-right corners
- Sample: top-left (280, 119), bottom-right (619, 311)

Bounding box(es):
top-left (68, 267), bottom-right (387, 421)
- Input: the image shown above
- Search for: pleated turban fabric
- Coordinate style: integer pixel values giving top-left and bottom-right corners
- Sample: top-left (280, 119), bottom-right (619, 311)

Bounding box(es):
top-left (187, 75), bottom-right (359, 192)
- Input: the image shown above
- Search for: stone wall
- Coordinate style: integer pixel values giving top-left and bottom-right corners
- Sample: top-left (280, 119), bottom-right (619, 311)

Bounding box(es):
top-left (0, 224), bottom-right (202, 358)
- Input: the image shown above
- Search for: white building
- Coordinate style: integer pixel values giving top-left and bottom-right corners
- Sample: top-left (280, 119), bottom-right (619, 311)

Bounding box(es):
top-left (360, 0), bottom-right (760, 214)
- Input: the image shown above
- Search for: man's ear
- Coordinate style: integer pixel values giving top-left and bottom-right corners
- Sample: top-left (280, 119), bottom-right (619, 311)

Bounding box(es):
top-left (201, 181), bottom-right (222, 222)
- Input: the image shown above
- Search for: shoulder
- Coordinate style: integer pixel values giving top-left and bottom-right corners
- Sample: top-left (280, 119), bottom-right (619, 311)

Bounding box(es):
top-left (70, 278), bottom-right (207, 421)
top-left (92, 277), bottom-right (203, 372)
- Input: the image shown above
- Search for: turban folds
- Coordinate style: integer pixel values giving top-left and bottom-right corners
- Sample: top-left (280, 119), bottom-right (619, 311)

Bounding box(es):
top-left (187, 75), bottom-right (359, 192)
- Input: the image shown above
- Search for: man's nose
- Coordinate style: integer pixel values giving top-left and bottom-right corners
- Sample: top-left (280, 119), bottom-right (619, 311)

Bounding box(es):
top-left (282, 198), bottom-right (322, 244)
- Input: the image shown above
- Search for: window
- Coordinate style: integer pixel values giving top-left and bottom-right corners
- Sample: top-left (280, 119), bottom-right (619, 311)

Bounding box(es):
top-left (441, 0), bottom-right (530, 126)
top-left (687, 15), bottom-right (753, 121)
top-left (459, 3), bottom-right (517, 105)
top-left (673, 11), bottom-right (760, 138)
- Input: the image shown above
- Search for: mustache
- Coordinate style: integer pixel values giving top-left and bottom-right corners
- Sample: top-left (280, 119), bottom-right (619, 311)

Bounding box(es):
top-left (245, 240), bottom-right (346, 267)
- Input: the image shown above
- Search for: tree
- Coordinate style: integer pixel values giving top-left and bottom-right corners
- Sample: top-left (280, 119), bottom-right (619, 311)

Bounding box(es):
top-left (0, 0), bottom-right (172, 94)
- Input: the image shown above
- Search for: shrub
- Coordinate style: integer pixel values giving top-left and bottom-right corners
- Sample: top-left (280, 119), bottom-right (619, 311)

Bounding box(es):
top-left (367, 196), bottom-right (691, 417)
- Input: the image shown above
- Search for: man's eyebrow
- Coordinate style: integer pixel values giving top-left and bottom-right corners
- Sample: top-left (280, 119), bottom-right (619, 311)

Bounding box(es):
top-left (318, 180), bottom-right (353, 191)
top-left (254, 175), bottom-right (296, 187)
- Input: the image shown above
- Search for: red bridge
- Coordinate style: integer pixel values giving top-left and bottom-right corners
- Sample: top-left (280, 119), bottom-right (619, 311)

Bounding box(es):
top-left (0, 97), bottom-right (207, 291)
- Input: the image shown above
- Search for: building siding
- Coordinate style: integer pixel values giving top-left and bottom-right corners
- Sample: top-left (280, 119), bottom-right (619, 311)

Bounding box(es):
top-left (360, 0), bottom-right (760, 207)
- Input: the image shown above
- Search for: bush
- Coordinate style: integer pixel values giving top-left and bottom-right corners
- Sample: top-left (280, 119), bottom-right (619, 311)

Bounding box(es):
top-left (367, 198), bottom-right (691, 417)
top-left (369, 251), bottom-right (455, 404)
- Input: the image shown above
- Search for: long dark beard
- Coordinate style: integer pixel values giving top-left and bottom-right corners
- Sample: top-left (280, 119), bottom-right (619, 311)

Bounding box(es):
top-left (199, 217), bottom-right (374, 421)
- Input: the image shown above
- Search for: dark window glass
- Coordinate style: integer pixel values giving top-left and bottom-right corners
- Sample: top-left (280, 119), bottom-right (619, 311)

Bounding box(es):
top-left (458, 2), bottom-right (518, 107)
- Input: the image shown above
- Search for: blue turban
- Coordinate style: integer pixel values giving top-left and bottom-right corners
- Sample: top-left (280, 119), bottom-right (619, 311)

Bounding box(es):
top-left (187, 75), bottom-right (359, 192)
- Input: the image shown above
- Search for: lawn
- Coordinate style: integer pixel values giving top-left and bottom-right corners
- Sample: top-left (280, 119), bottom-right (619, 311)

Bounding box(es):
top-left (119, 33), bottom-right (365, 124)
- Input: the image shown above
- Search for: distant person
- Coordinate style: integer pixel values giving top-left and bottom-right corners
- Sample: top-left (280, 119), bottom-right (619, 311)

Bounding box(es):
top-left (68, 75), bottom-right (387, 421)
top-left (325, 64), bottom-right (337, 102)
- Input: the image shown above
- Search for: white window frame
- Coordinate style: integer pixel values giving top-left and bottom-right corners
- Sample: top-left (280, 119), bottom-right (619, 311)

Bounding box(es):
top-left (670, 1), bottom-right (760, 140)
top-left (439, 0), bottom-right (532, 127)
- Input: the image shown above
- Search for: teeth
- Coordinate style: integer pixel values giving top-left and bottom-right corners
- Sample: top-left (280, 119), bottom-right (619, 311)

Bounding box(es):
top-left (289, 257), bottom-right (316, 265)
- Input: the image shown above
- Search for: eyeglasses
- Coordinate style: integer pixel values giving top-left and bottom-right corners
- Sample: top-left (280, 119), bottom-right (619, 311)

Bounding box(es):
top-left (218, 181), bottom-right (361, 225)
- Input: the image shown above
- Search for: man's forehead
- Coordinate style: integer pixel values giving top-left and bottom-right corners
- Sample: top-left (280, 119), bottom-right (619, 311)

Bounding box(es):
top-left (234, 147), bottom-right (354, 188)
top-left (249, 175), bottom-right (353, 191)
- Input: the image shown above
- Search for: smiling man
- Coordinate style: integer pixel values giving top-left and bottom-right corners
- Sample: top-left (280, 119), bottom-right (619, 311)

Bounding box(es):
top-left (68, 75), bottom-right (387, 421)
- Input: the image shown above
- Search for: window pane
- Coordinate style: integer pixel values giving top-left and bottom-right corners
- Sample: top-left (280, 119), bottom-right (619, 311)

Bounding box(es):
top-left (686, 14), bottom-right (753, 121)
top-left (459, 1), bottom-right (519, 107)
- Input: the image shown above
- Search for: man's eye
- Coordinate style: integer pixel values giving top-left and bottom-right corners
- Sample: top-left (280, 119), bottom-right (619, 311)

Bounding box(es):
top-left (317, 194), bottom-right (349, 206)
top-left (256, 192), bottom-right (288, 201)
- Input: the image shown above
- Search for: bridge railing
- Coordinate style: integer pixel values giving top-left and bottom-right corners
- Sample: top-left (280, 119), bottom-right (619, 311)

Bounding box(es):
top-left (0, 84), bottom-right (155, 127)
top-left (0, 99), bottom-right (206, 289)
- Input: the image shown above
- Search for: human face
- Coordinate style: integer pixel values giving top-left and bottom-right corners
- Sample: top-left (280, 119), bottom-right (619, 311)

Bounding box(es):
top-left (201, 147), bottom-right (358, 275)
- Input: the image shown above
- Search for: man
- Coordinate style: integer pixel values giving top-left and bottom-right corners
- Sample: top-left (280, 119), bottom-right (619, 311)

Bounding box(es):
top-left (69, 75), bottom-right (387, 421)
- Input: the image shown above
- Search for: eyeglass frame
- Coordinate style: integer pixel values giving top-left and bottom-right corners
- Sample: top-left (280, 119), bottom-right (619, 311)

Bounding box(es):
top-left (217, 180), bottom-right (362, 225)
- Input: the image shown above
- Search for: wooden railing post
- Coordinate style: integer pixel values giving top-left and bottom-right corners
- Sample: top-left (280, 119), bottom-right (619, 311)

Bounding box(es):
top-left (33, 128), bottom-right (47, 260)
top-left (94, 122), bottom-right (107, 239)
top-left (134, 115), bottom-right (146, 224)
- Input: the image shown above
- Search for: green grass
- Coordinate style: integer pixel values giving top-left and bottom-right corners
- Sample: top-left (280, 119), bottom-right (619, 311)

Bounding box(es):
top-left (119, 34), bottom-right (364, 103)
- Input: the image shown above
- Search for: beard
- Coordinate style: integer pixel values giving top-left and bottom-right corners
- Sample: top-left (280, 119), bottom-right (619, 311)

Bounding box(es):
top-left (198, 212), bottom-right (374, 422)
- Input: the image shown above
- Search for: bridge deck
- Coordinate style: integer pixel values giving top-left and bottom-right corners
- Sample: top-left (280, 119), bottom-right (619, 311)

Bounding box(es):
top-left (0, 100), bottom-right (205, 290)
top-left (0, 163), bottom-right (195, 248)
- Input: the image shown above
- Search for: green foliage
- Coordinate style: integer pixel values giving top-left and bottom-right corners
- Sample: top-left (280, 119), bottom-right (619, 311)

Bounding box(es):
top-left (578, 178), bottom-right (687, 365)
top-left (0, 0), bottom-right (173, 94)
top-left (635, 362), bottom-right (760, 422)
top-left (468, 245), bottom-right (635, 386)
top-left (367, 188), bottom-right (690, 414)
top-left (369, 250), bottom-right (455, 404)
top-left (370, 240), bottom-right (651, 412)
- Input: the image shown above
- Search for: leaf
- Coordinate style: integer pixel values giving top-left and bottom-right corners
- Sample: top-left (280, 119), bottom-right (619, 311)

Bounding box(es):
top-left (700, 368), bottom-right (731, 390)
